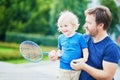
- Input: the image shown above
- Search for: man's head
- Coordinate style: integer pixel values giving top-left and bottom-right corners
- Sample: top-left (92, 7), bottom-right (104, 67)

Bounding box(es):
top-left (85, 5), bottom-right (112, 30)
top-left (84, 5), bottom-right (112, 37)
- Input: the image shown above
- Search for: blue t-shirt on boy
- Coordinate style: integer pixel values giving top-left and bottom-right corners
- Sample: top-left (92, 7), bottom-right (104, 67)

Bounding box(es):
top-left (58, 32), bottom-right (88, 70)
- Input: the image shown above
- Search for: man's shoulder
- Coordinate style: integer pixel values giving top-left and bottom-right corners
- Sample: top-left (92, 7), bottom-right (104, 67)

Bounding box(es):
top-left (105, 36), bottom-right (119, 47)
top-left (82, 34), bottom-right (91, 42)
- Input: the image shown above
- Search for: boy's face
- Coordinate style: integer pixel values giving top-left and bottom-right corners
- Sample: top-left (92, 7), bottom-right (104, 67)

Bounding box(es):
top-left (58, 19), bottom-right (76, 37)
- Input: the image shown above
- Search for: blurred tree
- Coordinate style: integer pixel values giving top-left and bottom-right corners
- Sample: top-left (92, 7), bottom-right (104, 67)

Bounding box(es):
top-left (100, 0), bottom-right (120, 34)
top-left (0, 0), bottom-right (11, 41)
top-left (7, 0), bottom-right (52, 35)
top-left (23, 0), bottom-right (52, 35)
top-left (0, 0), bottom-right (119, 41)
top-left (0, 0), bottom-right (52, 41)
top-left (49, 0), bottom-right (89, 35)
top-left (117, 5), bottom-right (120, 25)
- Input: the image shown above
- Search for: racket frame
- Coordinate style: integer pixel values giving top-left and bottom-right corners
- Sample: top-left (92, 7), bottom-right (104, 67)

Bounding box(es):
top-left (20, 40), bottom-right (44, 63)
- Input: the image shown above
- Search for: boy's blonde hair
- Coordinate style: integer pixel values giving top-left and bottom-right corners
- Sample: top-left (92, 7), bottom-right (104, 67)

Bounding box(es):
top-left (57, 11), bottom-right (80, 30)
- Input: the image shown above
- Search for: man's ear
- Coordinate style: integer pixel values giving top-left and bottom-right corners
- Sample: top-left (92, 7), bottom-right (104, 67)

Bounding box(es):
top-left (98, 23), bottom-right (104, 29)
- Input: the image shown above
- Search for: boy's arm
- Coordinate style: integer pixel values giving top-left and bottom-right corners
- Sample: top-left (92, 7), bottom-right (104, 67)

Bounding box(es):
top-left (82, 48), bottom-right (89, 62)
top-left (48, 49), bottom-right (62, 61)
top-left (57, 49), bottom-right (62, 58)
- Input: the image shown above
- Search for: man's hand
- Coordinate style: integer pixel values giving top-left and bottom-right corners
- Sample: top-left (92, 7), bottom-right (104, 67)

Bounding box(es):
top-left (70, 58), bottom-right (85, 70)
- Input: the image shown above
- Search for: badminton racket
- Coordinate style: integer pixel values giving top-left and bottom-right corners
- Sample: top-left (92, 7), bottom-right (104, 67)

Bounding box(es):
top-left (20, 40), bottom-right (48, 63)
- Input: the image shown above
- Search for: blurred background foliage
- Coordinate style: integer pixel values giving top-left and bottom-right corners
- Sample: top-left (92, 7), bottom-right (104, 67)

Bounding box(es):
top-left (0, 0), bottom-right (120, 43)
top-left (100, 0), bottom-right (120, 34)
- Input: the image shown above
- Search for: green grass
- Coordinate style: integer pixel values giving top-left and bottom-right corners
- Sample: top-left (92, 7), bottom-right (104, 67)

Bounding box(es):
top-left (0, 41), bottom-right (57, 64)
top-left (4, 59), bottom-right (28, 64)
top-left (4, 54), bottom-right (49, 64)
top-left (0, 47), bottom-right (16, 53)
top-left (4, 54), bottom-right (50, 64)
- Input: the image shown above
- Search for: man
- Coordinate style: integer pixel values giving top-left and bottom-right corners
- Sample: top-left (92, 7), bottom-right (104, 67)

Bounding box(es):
top-left (70, 5), bottom-right (120, 80)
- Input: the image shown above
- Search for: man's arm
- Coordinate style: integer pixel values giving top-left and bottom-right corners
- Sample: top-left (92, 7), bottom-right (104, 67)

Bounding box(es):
top-left (82, 61), bottom-right (117, 80)
top-left (71, 59), bottom-right (118, 80)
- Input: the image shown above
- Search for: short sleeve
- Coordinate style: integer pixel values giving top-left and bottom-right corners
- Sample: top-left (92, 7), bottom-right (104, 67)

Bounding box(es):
top-left (79, 35), bottom-right (88, 49)
top-left (83, 34), bottom-right (91, 42)
top-left (58, 35), bottom-right (62, 50)
top-left (103, 44), bottom-right (120, 63)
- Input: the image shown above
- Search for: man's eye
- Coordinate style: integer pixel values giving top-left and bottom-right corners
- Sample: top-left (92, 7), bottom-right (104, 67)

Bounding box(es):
top-left (87, 21), bottom-right (91, 24)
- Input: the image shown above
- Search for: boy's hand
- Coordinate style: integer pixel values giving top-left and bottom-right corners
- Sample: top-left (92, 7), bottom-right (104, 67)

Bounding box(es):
top-left (48, 50), bottom-right (58, 61)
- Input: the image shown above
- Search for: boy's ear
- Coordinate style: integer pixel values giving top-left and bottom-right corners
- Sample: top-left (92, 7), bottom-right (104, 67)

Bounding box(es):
top-left (72, 24), bottom-right (78, 27)
top-left (72, 24), bottom-right (79, 30)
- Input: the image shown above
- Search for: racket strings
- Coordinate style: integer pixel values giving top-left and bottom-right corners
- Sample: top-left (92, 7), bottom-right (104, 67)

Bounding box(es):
top-left (20, 41), bottom-right (42, 62)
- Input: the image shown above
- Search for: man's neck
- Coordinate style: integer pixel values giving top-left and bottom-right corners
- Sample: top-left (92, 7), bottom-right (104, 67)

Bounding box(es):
top-left (93, 31), bottom-right (108, 43)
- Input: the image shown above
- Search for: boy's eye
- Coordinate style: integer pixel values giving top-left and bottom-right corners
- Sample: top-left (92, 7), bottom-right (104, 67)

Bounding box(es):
top-left (60, 26), bottom-right (62, 28)
top-left (59, 26), bottom-right (62, 28)
top-left (64, 25), bottom-right (68, 27)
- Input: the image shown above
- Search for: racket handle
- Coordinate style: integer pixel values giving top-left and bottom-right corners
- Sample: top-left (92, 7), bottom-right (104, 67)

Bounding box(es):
top-left (43, 52), bottom-right (48, 55)
top-left (57, 53), bottom-right (62, 58)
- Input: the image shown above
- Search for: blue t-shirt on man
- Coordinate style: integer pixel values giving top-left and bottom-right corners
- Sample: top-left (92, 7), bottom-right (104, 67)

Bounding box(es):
top-left (79, 35), bottom-right (120, 80)
top-left (58, 32), bottom-right (88, 70)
